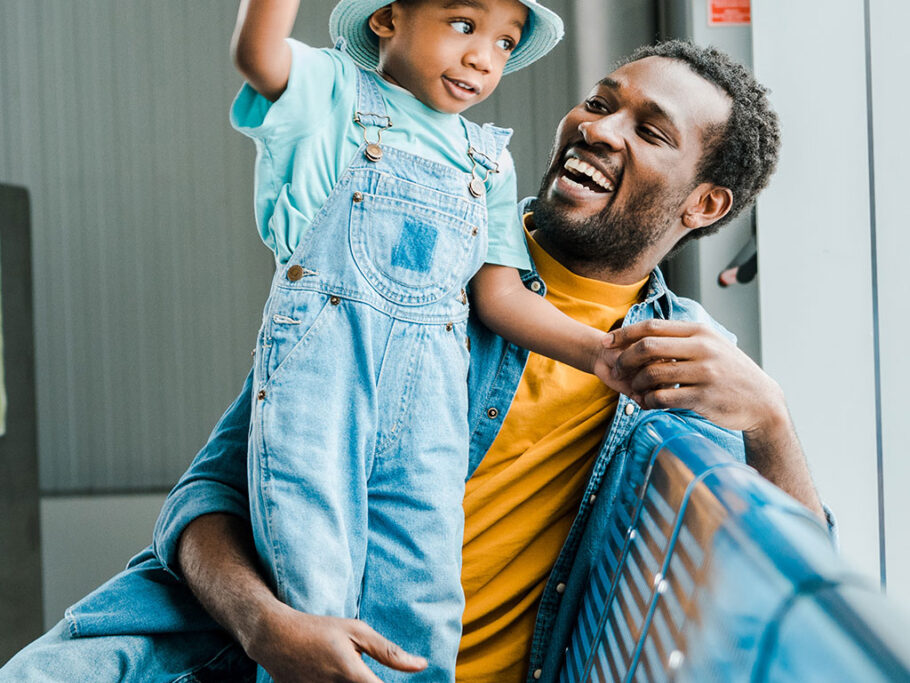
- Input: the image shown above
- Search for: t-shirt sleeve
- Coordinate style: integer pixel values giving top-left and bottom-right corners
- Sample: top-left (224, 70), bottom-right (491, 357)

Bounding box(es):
top-left (230, 38), bottom-right (354, 142)
top-left (484, 148), bottom-right (532, 271)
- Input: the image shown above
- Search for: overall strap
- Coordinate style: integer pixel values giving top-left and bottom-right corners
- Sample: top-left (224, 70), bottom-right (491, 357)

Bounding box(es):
top-left (463, 119), bottom-right (513, 195)
top-left (354, 67), bottom-right (391, 129)
top-left (462, 119), bottom-right (502, 175)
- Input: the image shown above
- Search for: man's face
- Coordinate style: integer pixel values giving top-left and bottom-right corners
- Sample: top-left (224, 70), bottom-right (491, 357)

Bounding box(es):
top-left (534, 56), bottom-right (732, 272)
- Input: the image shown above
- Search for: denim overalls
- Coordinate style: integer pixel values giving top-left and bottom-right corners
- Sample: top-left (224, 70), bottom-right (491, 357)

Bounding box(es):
top-left (248, 66), bottom-right (510, 682)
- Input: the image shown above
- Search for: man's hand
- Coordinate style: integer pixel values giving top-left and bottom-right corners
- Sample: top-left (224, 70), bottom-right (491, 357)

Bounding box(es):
top-left (178, 513), bottom-right (426, 682)
top-left (247, 604), bottom-right (427, 683)
top-left (600, 320), bottom-right (826, 521)
top-left (602, 319), bottom-right (784, 433)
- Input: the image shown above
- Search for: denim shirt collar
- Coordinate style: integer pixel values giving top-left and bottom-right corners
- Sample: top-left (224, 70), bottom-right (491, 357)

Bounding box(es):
top-left (516, 196), bottom-right (673, 318)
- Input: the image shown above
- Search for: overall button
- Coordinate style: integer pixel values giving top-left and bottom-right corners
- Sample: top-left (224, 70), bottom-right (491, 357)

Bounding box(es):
top-left (287, 265), bottom-right (304, 281)
top-left (445, 322), bottom-right (454, 331)
top-left (330, 296), bottom-right (341, 306)
top-left (352, 191), bottom-right (364, 203)
top-left (555, 582), bottom-right (566, 594)
top-left (471, 226), bottom-right (479, 236)
top-left (257, 389), bottom-right (266, 400)
top-left (624, 403), bottom-right (635, 416)
top-left (486, 407), bottom-right (499, 419)
top-left (530, 280), bottom-right (542, 293)
top-left (365, 143), bottom-right (382, 162)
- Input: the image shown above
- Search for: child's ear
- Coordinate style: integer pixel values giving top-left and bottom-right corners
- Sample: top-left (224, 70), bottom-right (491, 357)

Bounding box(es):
top-left (368, 5), bottom-right (396, 39)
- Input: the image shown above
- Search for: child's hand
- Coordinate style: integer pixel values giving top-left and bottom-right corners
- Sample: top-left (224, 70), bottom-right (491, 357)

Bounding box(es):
top-left (592, 334), bottom-right (634, 397)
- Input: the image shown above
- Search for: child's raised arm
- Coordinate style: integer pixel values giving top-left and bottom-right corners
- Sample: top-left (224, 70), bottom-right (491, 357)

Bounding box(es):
top-left (231, 0), bottom-right (301, 101)
top-left (470, 264), bottom-right (619, 388)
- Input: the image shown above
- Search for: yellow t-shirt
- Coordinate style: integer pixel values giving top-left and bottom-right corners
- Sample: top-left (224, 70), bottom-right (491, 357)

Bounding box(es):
top-left (456, 224), bottom-right (647, 683)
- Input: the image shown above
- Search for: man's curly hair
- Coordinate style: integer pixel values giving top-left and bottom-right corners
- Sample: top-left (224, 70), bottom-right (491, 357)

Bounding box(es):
top-left (619, 40), bottom-right (781, 246)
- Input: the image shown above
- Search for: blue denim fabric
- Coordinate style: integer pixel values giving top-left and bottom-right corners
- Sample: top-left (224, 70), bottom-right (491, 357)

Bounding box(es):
top-left (3, 196), bottom-right (756, 683)
top-left (240, 67), bottom-right (512, 683)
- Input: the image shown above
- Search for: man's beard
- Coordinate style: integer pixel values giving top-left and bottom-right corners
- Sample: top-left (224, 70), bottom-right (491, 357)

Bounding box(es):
top-left (533, 170), bottom-right (688, 273)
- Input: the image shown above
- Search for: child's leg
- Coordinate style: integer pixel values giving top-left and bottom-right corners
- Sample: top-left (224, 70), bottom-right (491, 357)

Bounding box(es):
top-left (357, 320), bottom-right (471, 683)
top-left (247, 293), bottom-right (376, 619)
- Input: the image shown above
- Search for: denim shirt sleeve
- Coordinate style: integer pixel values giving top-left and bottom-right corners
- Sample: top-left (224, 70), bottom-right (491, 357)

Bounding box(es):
top-left (151, 369), bottom-right (255, 579)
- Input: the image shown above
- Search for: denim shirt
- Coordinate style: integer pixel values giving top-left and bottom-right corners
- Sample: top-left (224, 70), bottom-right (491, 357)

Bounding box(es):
top-left (69, 198), bottom-right (752, 682)
top-left (460, 203), bottom-right (748, 683)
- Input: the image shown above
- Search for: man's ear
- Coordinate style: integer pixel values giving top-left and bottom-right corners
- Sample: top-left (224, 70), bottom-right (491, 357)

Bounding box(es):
top-left (368, 5), bottom-right (396, 39)
top-left (682, 184), bottom-right (733, 230)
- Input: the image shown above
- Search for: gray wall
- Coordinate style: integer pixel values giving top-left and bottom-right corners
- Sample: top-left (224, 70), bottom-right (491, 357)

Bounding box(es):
top-left (0, 0), bottom-right (576, 494)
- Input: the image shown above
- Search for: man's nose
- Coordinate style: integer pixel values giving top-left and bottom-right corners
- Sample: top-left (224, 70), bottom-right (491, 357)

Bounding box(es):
top-left (579, 115), bottom-right (624, 151)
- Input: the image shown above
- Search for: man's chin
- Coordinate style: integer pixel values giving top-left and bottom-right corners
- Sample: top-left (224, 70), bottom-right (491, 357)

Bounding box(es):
top-left (545, 176), bottom-right (613, 216)
top-left (539, 189), bottom-right (609, 226)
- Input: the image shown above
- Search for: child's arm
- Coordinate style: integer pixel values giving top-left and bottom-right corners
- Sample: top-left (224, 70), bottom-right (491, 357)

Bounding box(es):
top-left (470, 264), bottom-right (616, 384)
top-left (231, 0), bottom-right (301, 101)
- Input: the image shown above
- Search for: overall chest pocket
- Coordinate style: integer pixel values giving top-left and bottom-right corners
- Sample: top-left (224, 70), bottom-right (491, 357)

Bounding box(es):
top-left (350, 192), bottom-right (482, 306)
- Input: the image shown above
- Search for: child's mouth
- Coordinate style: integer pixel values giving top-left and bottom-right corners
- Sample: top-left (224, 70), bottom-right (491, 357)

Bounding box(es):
top-left (442, 76), bottom-right (480, 100)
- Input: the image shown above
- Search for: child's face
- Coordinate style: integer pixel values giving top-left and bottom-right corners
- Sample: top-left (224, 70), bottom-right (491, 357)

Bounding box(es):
top-left (370, 0), bottom-right (527, 114)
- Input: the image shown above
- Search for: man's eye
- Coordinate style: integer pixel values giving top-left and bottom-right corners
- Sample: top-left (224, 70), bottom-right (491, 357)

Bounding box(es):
top-left (451, 20), bottom-right (473, 34)
top-left (585, 97), bottom-right (609, 112)
top-left (638, 126), bottom-right (663, 143)
top-left (496, 37), bottom-right (516, 51)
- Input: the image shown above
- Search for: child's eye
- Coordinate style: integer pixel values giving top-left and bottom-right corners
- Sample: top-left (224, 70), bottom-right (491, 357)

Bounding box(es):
top-left (496, 37), bottom-right (516, 51)
top-left (450, 19), bottom-right (473, 34)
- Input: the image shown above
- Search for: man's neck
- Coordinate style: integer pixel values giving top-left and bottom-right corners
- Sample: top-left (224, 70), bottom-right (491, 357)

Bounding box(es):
top-left (528, 228), bottom-right (658, 286)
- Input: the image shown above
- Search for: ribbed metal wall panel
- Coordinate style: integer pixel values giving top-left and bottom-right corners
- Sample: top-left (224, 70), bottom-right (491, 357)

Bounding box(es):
top-left (0, 0), bottom-right (576, 492)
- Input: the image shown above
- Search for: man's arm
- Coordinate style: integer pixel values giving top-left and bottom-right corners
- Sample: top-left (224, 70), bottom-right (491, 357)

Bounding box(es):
top-left (177, 513), bottom-right (426, 683)
top-left (603, 319), bottom-right (826, 521)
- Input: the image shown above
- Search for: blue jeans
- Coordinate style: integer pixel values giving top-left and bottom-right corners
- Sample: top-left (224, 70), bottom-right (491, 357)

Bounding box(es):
top-left (0, 618), bottom-right (253, 682)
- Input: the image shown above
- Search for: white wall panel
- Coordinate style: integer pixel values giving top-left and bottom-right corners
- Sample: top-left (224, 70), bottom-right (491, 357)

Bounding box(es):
top-left (752, 2), bottom-right (880, 581)
top-left (0, 0), bottom-right (578, 492)
top-left (869, 0), bottom-right (910, 610)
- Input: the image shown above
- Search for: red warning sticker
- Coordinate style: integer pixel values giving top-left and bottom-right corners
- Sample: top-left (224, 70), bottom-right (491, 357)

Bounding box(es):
top-left (708, 0), bottom-right (751, 25)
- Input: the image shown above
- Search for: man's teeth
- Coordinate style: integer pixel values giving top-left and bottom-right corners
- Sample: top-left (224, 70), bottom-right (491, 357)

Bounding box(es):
top-left (563, 157), bottom-right (614, 191)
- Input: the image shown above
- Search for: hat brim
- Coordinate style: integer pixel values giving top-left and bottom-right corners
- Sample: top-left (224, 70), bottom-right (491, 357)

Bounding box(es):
top-left (329, 0), bottom-right (564, 75)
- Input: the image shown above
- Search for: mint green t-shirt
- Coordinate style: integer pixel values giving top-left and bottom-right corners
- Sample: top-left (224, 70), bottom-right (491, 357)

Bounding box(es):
top-left (231, 39), bottom-right (531, 270)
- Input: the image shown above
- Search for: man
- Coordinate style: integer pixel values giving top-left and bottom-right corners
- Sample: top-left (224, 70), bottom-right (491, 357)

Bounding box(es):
top-left (1, 40), bottom-right (829, 683)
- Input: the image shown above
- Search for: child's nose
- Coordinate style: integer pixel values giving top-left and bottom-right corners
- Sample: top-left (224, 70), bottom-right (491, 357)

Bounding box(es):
top-left (464, 45), bottom-right (492, 73)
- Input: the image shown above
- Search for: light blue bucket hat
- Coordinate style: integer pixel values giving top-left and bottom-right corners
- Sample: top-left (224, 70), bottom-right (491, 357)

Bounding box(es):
top-left (329, 0), bottom-right (564, 75)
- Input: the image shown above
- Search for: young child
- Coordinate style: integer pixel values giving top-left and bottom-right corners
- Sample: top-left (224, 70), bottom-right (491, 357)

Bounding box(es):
top-left (231, 0), bottom-right (616, 679)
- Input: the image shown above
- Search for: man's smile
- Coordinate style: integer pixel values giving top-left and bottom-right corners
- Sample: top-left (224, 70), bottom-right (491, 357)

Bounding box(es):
top-left (551, 146), bottom-right (620, 202)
